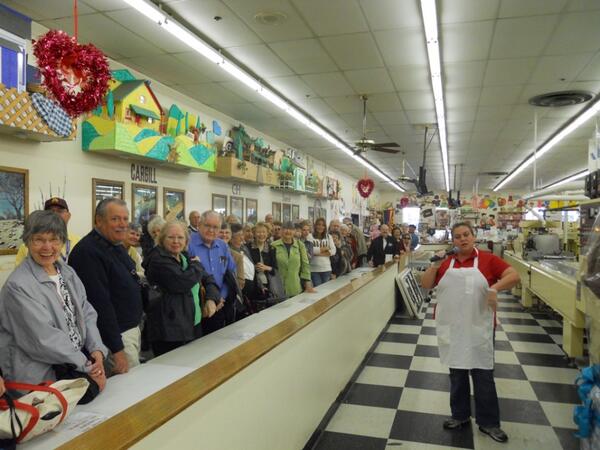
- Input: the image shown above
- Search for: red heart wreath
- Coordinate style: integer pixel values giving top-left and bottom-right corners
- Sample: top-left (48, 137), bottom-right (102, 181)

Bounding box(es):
top-left (357, 177), bottom-right (375, 198)
top-left (33, 30), bottom-right (111, 118)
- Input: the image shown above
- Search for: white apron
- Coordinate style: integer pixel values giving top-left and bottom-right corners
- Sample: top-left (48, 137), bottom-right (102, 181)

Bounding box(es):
top-left (435, 250), bottom-right (494, 370)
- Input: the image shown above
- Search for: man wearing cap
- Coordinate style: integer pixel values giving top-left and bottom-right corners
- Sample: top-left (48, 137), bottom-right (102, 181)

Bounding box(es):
top-left (15, 197), bottom-right (80, 266)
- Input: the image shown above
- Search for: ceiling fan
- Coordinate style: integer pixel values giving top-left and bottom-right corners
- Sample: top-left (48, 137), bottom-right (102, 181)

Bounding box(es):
top-left (353, 95), bottom-right (401, 155)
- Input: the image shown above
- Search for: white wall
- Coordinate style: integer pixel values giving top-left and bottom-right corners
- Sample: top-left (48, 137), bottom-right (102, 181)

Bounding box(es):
top-left (0, 23), bottom-right (370, 285)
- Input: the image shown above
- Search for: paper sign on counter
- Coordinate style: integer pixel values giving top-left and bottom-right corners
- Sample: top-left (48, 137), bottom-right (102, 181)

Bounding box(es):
top-left (55, 411), bottom-right (108, 433)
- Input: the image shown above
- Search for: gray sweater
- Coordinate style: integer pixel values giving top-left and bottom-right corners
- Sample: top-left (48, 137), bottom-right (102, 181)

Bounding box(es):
top-left (0, 256), bottom-right (107, 384)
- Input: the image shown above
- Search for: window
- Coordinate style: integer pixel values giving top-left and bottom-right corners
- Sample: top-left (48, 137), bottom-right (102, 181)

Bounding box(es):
top-left (524, 207), bottom-right (544, 221)
top-left (401, 207), bottom-right (420, 226)
top-left (148, 117), bottom-right (153, 124)
top-left (139, 95), bottom-right (146, 104)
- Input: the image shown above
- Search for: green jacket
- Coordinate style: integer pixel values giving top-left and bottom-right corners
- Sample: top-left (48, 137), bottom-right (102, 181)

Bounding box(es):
top-left (271, 239), bottom-right (311, 297)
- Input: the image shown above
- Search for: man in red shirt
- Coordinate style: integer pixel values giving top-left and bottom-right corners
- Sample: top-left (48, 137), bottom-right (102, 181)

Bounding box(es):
top-left (421, 222), bottom-right (519, 444)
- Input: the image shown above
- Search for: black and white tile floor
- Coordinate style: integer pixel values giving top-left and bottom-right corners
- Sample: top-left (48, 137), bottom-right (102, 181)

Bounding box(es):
top-left (309, 293), bottom-right (582, 450)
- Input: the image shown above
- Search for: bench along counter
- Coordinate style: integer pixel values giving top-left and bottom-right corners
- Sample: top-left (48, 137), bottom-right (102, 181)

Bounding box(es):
top-left (23, 262), bottom-right (398, 450)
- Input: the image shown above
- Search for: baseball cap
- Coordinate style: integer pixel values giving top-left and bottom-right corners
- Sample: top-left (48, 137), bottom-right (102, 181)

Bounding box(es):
top-left (44, 197), bottom-right (69, 211)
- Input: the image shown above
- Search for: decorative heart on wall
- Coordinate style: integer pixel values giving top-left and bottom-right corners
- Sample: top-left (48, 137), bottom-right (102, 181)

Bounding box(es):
top-left (357, 177), bottom-right (374, 198)
top-left (33, 30), bottom-right (111, 117)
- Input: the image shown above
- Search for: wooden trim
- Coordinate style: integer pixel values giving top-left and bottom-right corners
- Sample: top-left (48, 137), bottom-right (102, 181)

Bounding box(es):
top-left (0, 165), bottom-right (28, 255)
top-left (91, 178), bottom-right (124, 226)
top-left (57, 262), bottom-right (397, 450)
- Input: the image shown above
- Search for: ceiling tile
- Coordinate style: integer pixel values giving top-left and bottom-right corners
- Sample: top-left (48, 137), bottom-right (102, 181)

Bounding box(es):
top-left (122, 54), bottom-right (207, 85)
top-left (490, 15), bottom-right (559, 58)
top-left (265, 75), bottom-right (317, 101)
top-left (447, 107), bottom-right (477, 122)
top-left (222, 0), bottom-right (313, 42)
top-left (440, 0), bottom-right (500, 23)
top-left (398, 91), bottom-right (435, 110)
top-left (3, 0), bottom-right (94, 20)
top-left (405, 109), bottom-right (437, 124)
top-left (301, 72), bottom-right (356, 97)
top-left (168, 0), bottom-right (262, 48)
top-left (446, 88), bottom-right (482, 108)
top-left (530, 54), bottom-right (594, 84)
top-left (269, 39), bottom-right (338, 74)
top-left (476, 105), bottom-right (513, 121)
top-left (359, 0), bottom-right (422, 30)
top-left (39, 14), bottom-right (164, 58)
top-left (479, 85), bottom-right (523, 106)
top-left (374, 28), bottom-right (428, 67)
top-left (323, 96), bottom-right (363, 114)
top-left (175, 83), bottom-right (247, 105)
top-left (366, 93), bottom-right (404, 112)
top-left (545, 11), bottom-right (600, 54)
top-left (373, 111), bottom-right (409, 126)
top-left (577, 53), bottom-right (600, 82)
top-left (344, 68), bottom-right (394, 94)
top-left (226, 44), bottom-right (293, 78)
top-left (444, 61), bottom-right (487, 88)
top-left (251, 101), bottom-right (289, 118)
top-left (105, 9), bottom-right (190, 54)
top-left (220, 80), bottom-right (265, 102)
top-left (293, 98), bottom-right (337, 118)
top-left (483, 58), bottom-right (538, 86)
top-left (388, 65), bottom-right (431, 91)
top-left (499, 0), bottom-right (568, 17)
top-left (321, 33), bottom-right (383, 70)
top-left (172, 52), bottom-right (236, 83)
top-left (442, 21), bottom-right (495, 63)
top-left (567, 0), bottom-right (600, 12)
top-left (292, 0), bottom-right (368, 36)
top-left (82, 0), bottom-right (131, 11)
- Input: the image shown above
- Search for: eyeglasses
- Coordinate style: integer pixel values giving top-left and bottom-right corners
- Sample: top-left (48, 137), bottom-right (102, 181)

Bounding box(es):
top-left (201, 224), bottom-right (219, 230)
top-left (165, 235), bottom-right (186, 241)
top-left (31, 237), bottom-right (61, 247)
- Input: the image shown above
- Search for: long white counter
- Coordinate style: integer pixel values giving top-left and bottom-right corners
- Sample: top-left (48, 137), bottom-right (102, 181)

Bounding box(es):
top-left (23, 263), bottom-right (397, 450)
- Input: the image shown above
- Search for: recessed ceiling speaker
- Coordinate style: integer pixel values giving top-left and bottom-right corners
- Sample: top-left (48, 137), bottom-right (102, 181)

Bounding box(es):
top-left (254, 11), bottom-right (287, 25)
top-left (528, 90), bottom-right (594, 107)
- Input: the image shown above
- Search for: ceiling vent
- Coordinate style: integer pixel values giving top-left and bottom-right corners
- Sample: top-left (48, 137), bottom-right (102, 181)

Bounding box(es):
top-left (254, 11), bottom-right (287, 26)
top-left (528, 90), bottom-right (594, 107)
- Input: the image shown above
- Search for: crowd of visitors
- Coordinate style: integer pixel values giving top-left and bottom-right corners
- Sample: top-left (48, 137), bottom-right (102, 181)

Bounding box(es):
top-left (0, 196), bottom-right (418, 404)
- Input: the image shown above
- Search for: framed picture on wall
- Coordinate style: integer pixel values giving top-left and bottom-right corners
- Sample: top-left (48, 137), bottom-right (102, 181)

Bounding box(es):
top-left (0, 166), bottom-right (28, 255)
top-left (292, 204), bottom-right (300, 221)
top-left (163, 187), bottom-right (185, 222)
top-left (246, 198), bottom-right (258, 224)
top-left (282, 203), bottom-right (291, 222)
top-left (308, 206), bottom-right (314, 223)
top-left (92, 178), bottom-right (124, 222)
top-left (230, 196), bottom-right (243, 223)
top-left (212, 194), bottom-right (227, 217)
top-left (272, 202), bottom-right (281, 221)
top-left (131, 183), bottom-right (158, 225)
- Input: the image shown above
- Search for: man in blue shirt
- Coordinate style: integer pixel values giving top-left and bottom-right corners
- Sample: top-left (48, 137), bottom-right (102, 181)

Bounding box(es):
top-left (409, 224), bottom-right (419, 250)
top-left (189, 211), bottom-right (236, 333)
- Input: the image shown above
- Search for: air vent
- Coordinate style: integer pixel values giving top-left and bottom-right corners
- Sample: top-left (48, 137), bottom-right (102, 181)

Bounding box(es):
top-left (529, 90), bottom-right (593, 107)
top-left (254, 11), bottom-right (287, 26)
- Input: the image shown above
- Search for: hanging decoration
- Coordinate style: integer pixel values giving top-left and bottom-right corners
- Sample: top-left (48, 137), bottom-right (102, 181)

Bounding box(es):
top-left (357, 177), bottom-right (375, 198)
top-left (32, 2), bottom-right (111, 118)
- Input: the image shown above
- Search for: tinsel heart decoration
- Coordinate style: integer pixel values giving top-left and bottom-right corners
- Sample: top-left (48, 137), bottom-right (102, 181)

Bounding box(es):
top-left (357, 177), bottom-right (374, 198)
top-left (33, 30), bottom-right (111, 117)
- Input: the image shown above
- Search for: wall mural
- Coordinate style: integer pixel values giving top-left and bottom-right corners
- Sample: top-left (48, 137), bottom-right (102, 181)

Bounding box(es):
top-left (396, 192), bottom-right (528, 212)
top-left (82, 69), bottom-right (217, 172)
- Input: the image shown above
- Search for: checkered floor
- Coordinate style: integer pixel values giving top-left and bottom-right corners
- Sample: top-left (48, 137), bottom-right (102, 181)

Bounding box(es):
top-left (309, 293), bottom-right (582, 450)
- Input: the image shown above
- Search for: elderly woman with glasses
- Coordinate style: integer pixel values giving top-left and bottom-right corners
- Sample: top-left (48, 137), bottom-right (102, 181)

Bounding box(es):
top-left (143, 220), bottom-right (220, 356)
top-left (0, 211), bottom-right (108, 390)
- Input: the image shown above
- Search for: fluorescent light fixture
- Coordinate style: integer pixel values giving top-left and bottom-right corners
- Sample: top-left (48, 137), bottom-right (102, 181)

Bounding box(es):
top-left (494, 100), bottom-right (600, 191)
top-left (523, 169), bottom-right (588, 199)
top-left (123, 0), bottom-right (404, 191)
top-left (420, 0), bottom-right (450, 192)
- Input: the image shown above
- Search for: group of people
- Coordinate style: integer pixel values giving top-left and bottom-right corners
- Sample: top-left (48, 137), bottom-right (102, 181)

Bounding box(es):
top-left (0, 196), bottom-right (408, 402)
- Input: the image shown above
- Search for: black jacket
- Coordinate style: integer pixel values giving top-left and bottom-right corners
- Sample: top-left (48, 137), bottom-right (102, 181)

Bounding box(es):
top-left (367, 235), bottom-right (399, 267)
top-left (248, 243), bottom-right (278, 270)
top-left (331, 243), bottom-right (353, 277)
top-left (143, 246), bottom-right (219, 342)
top-left (69, 229), bottom-right (143, 353)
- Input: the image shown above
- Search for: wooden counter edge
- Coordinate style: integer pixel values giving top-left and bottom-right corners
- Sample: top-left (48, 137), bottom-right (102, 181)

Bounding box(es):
top-left (57, 262), bottom-right (397, 450)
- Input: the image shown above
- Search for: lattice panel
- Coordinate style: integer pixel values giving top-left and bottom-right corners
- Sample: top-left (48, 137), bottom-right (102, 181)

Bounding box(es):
top-left (0, 84), bottom-right (75, 140)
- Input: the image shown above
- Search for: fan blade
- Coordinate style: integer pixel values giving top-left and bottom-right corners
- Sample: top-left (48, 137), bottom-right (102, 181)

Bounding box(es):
top-left (371, 142), bottom-right (400, 148)
top-left (372, 147), bottom-right (400, 154)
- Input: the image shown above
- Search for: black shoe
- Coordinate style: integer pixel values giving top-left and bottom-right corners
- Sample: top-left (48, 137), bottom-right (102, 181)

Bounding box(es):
top-left (443, 418), bottom-right (470, 430)
top-left (479, 426), bottom-right (508, 443)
